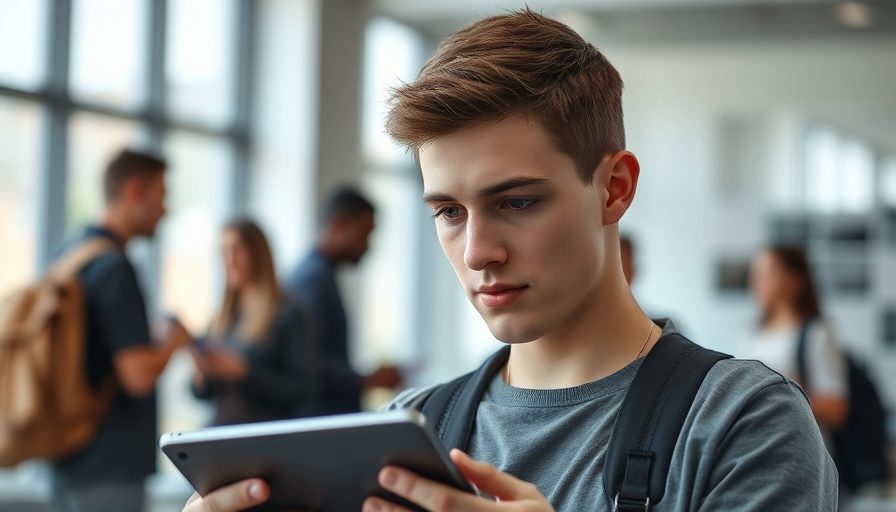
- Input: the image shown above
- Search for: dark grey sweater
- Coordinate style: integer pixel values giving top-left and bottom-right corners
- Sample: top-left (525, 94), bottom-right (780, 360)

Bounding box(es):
top-left (387, 325), bottom-right (837, 511)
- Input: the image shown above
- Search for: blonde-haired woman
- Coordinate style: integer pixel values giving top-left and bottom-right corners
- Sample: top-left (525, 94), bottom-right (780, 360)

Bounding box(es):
top-left (191, 218), bottom-right (318, 425)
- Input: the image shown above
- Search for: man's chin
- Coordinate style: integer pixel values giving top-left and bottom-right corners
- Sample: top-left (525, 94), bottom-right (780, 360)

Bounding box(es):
top-left (484, 319), bottom-right (539, 345)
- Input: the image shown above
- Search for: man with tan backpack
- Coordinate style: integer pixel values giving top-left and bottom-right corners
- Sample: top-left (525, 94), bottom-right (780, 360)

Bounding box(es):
top-left (0, 149), bottom-right (191, 512)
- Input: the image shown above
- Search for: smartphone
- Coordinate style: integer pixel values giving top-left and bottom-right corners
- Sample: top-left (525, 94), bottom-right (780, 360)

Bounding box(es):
top-left (160, 409), bottom-right (476, 511)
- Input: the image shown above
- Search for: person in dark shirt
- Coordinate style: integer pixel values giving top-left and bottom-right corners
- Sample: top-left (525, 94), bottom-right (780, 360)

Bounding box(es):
top-left (51, 149), bottom-right (191, 512)
top-left (284, 187), bottom-right (402, 416)
top-left (190, 218), bottom-right (319, 425)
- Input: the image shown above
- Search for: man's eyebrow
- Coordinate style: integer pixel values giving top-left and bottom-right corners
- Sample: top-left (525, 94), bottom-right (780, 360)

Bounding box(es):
top-left (422, 177), bottom-right (550, 204)
top-left (477, 177), bottom-right (550, 198)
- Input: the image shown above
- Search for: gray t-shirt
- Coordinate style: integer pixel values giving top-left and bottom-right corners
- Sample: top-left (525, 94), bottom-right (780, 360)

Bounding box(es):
top-left (387, 329), bottom-right (837, 510)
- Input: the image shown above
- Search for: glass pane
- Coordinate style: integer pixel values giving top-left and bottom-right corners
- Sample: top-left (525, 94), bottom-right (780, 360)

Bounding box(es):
top-left (362, 17), bottom-right (423, 166)
top-left (157, 131), bottom-right (232, 436)
top-left (839, 138), bottom-right (874, 213)
top-left (166, 0), bottom-right (235, 126)
top-left (881, 158), bottom-right (896, 208)
top-left (67, 113), bottom-right (142, 234)
top-left (0, 98), bottom-right (42, 294)
top-left (70, 0), bottom-right (147, 109)
top-left (249, 0), bottom-right (319, 273)
top-left (356, 173), bottom-right (418, 366)
top-left (804, 126), bottom-right (839, 213)
top-left (159, 131), bottom-right (231, 333)
top-left (0, 0), bottom-right (48, 89)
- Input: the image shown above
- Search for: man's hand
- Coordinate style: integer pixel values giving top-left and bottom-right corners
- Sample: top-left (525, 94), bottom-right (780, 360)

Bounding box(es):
top-left (194, 348), bottom-right (250, 382)
top-left (182, 479), bottom-right (270, 511)
top-left (365, 366), bottom-right (403, 390)
top-left (362, 449), bottom-right (554, 512)
top-left (153, 315), bottom-right (192, 349)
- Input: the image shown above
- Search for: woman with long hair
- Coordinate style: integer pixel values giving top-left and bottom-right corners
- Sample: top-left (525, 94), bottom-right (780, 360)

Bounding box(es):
top-left (191, 218), bottom-right (318, 425)
top-left (739, 245), bottom-right (847, 432)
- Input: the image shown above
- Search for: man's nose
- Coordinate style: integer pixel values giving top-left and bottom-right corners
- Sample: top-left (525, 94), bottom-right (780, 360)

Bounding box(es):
top-left (463, 215), bottom-right (507, 271)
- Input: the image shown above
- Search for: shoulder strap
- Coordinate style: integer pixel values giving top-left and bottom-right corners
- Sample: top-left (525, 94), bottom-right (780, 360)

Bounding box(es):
top-left (795, 320), bottom-right (813, 390)
top-left (415, 336), bottom-right (729, 511)
top-left (605, 333), bottom-right (731, 511)
top-left (418, 345), bottom-right (510, 450)
top-left (46, 237), bottom-right (119, 283)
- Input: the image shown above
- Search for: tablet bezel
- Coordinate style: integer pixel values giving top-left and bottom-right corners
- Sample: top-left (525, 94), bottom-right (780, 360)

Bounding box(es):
top-left (160, 409), bottom-right (474, 511)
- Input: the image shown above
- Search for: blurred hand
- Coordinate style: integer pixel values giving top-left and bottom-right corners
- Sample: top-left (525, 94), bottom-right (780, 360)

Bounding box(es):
top-left (200, 347), bottom-right (249, 382)
top-left (153, 315), bottom-right (192, 349)
top-left (365, 366), bottom-right (403, 390)
top-left (362, 449), bottom-right (554, 511)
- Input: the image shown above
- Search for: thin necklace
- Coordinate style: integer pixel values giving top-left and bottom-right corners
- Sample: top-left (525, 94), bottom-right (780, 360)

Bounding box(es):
top-left (504, 321), bottom-right (657, 386)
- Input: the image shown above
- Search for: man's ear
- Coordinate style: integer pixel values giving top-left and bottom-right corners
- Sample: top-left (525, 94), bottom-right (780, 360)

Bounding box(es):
top-left (602, 150), bottom-right (640, 226)
top-left (121, 176), bottom-right (145, 202)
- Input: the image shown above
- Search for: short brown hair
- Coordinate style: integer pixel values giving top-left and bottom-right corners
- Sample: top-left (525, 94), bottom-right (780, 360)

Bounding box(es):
top-left (103, 149), bottom-right (167, 201)
top-left (386, 8), bottom-right (624, 183)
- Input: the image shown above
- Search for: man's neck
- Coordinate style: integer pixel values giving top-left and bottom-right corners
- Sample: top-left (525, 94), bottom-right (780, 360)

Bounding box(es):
top-left (316, 240), bottom-right (343, 266)
top-left (98, 210), bottom-right (133, 246)
top-left (504, 278), bottom-right (660, 390)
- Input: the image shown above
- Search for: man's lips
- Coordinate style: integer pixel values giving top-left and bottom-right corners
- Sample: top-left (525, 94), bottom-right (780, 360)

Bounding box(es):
top-left (476, 285), bottom-right (528, 308)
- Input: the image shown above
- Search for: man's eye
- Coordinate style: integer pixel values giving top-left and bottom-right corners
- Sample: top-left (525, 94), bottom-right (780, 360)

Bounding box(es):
top-left (505, 198), bottom-right (537, 211)
top-left (432, 206), bottom-right (462, 219)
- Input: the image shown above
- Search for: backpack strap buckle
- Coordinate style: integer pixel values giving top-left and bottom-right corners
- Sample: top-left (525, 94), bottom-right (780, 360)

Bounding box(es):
top-left (614, 493), bottom-right (650, 512)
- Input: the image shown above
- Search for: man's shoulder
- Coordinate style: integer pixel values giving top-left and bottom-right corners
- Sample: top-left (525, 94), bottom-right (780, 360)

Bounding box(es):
top-left (691, 356), bottom-right (813, 432)
top-left (704, 357), bottom-right (799, 393)
top-left (79, 251), bottom-right (133, 283)
top-left (287, 251), bottom-right (331, 284)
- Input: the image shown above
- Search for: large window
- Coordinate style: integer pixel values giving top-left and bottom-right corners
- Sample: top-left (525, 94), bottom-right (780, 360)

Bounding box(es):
top-left (0, 2), bottom-right (326, 504)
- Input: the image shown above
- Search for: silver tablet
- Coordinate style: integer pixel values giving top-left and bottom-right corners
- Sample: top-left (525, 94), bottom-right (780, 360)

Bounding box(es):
top-left (159, 409), bottom-right (475, 511)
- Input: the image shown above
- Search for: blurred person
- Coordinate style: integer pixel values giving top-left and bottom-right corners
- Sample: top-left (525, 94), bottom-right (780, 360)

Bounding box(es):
top-left (738, 245), bottom-right (848, 440)
top-left (191, 218), bottom-right (319, 425)
top-left (284, 187), bottom-right (402, 416)
top-left (51, 149), bottom-right (191, 512)
top-left (183, 10), bottom-right (835, 512)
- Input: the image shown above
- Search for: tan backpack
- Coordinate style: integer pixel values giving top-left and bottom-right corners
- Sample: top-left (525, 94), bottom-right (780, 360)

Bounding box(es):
top-left (0, 238), bottom-right (119, 467)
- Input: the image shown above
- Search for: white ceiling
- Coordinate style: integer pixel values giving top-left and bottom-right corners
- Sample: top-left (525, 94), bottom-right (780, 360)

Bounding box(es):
top-left (372, 0), bottom-right (896, 42)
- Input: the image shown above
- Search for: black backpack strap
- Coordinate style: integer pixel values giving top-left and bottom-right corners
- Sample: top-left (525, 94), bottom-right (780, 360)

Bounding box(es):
top-left (416, 346), bottom-right (511, 450)
top-left (604, 333), bottom-right (731, 511)
top-left (795, 319), bottom-right (814, 390)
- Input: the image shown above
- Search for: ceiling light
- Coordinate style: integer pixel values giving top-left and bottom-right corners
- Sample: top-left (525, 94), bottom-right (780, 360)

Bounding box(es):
top-left (835, 2), bottom-right (873, 29)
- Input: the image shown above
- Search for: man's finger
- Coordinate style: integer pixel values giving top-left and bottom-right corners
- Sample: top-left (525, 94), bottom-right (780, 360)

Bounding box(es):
top-left (375, 465), bottom-right (495, 511)
top-left (450, 449), bottom-right (542, 501)
top-left (183, 479), bottom-right (269, 512)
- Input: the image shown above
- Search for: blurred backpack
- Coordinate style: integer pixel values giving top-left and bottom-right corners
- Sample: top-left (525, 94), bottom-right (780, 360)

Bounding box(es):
top-left (0, 238), bottom-right (118, 467)
top-left (796, 319), bottom-right (890, 491)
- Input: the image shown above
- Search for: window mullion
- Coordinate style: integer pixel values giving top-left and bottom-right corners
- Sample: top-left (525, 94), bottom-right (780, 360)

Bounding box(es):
top-left (37, 0), bottom-right (72, 271)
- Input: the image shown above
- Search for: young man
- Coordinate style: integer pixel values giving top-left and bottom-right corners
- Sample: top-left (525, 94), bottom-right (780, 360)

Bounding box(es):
top-left (284, 187), bottom-right (402, 417)
top-left (52, 150), bottom-right (191, 512)
top-left (182, 9), bottom-right (836, 512)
